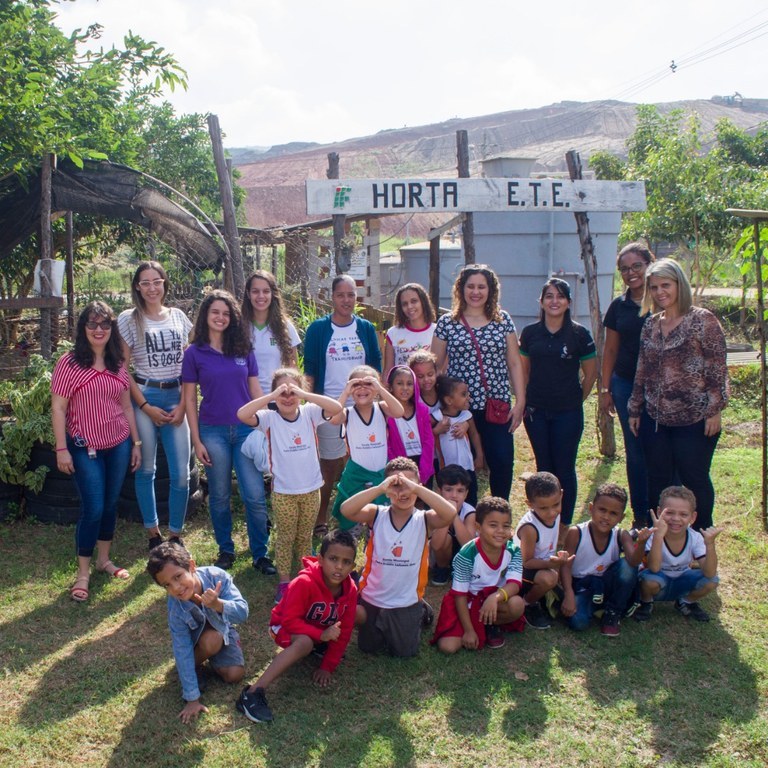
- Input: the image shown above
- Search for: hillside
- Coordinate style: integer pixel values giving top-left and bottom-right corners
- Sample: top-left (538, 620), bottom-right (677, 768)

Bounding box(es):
top-left (232, 98), bottom-right (768, 237)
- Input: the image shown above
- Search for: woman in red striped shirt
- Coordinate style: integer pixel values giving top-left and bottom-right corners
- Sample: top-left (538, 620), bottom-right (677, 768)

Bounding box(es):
top-left (52, 301), bottom-right (142, 602)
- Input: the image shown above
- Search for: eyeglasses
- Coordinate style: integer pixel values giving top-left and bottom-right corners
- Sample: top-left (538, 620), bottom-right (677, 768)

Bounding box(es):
top-left (138, 279), bottom-right (165, 289)
top-left (85, 321), bottom-right (112, 331)
top-left (619, 261), bottom-right (646, 275)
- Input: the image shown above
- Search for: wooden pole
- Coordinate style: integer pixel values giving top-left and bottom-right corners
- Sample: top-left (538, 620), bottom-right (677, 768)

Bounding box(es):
top-left (429, 236), bottom-right (440, 313)
top-left (456, 130), bottom-right (475, 264)
top-left (565, 149), bottom-right (615, 456)
top-left (207, 114), bottom-right (244, 296)
top-left (65, 211), bottom-right (75, 339)
top-left (39, 155), bottom-right (53, 359)
top-left (752, 220), bottom-right (768, 529)
top-left (327, 152), bottom-right (346, 274)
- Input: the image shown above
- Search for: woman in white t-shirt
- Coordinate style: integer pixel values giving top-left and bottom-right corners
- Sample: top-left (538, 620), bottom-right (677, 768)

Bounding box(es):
top-left (241, 270), bottom-right (301, 395)
top-left (383, 283), bottom-right (436, 374)
top-left (118, 261), bottom-right (192, 549)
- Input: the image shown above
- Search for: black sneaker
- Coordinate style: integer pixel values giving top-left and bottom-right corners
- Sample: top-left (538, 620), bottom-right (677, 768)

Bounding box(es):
top-left (524, 602), bottom-right (551, 630)
top-left (600, 609), bottom-right (621, 637)
top-left (168, 535), bottom-right (185, 548)
top-left (236, 686), bottom-right (273, 723)
top-left (633, 601), bottom-right (654, 622)
top-left (254, 557), bottom-right (277, 576)
top-left (195, 665), bottom-right (208, 693)
top-left (214, 551), bottom-right (236, 570)
top-left (421, 599), bottom-right (434, 628)
top-left (675, 599), bottom-right (710, 622)
top-left (431, 565), bottom-right (451, 586)
top-left (148, 534), bottom-right (163, 551)
top-left (485, 624), bottom-right (505, 649)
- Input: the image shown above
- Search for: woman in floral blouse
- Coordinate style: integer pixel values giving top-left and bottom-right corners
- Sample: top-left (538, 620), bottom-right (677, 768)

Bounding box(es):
top-left (431, 264), bottom-right (525, 500)
top-left (628, 258), bottom-right (729, 530)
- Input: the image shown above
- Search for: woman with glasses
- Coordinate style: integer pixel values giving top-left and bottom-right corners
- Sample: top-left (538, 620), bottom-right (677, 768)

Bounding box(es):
top-left (628, 258), bottom-right (729, 530)
top-left (431, 264), bottom-right (525, 500)
top-left (118, 261), bottom-right (193, 549)
top-left (241, 270), bottom-right (301, 397)
top-left (599, 243), bottom-right (654, 528)
top-left (52, 301), bottom-right (142, 601)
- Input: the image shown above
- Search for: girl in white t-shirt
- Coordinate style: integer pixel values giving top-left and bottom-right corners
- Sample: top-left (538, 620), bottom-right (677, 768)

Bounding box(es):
top-left (329, 365), bottom-right (404, 530)
top-left (237, 368), bottom-right (343, 603)
top-left (432, 374), bottom-right (484, 506)
top-left (118, 261), bottom-right (192, 549)
top-left (241, 270), bottom-right (301, 395)
top-left (384, 283), bottom-right (436, 374)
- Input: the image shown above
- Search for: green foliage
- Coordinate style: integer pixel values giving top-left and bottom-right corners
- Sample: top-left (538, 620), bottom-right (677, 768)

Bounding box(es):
top-left (0, 346), bottom-right (70, 491)
top-left (728, 364), bottom-right (762, 409)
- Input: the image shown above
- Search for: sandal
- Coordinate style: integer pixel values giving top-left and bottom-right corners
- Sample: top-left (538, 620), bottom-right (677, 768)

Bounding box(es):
top-left (96, 560), bottom-right (130, 580)
top-left (313, 523), bottom-right (329, 538)
top-left (70, 575), bottom-right (90, 602)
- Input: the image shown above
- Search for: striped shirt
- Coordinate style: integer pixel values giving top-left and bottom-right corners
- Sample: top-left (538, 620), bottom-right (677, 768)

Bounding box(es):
top-left (51, 354), bottom-right (130, 449)
top-left (452, 538), bottom-right (523, 595)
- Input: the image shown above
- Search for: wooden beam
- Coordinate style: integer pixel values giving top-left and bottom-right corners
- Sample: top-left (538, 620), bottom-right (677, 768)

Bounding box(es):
top-left (0, 297), bottom-right (64, 310)
top-left (428, 213), bottom-right (465, 241)
top-left (327, 152), bottom-right (347, 274)
top-left (566, 149), bottom-right (615, 457)
top-left (456, 130), bottom-right (475, 264)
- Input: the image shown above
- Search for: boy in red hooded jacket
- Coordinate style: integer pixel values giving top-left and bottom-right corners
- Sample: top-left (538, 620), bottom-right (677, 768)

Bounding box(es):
top-left (236, 529), bottom-right (358, 723)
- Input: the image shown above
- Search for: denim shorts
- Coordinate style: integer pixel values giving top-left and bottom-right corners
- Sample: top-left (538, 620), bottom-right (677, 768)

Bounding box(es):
top-left (639, 568), bottom-right (719, 602)
top-left (192, 625), bottom-right (244, 669)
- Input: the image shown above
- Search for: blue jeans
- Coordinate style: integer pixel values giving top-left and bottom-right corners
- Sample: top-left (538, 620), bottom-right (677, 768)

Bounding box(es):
top-left (471, 408), bottom-right (514, 500)
top-left (641, 419), bottom-right (720, 530)
top-left (199, 423), bottom-right (269, 561)
top-left (611, 374), bottom-right (649, 526)
top-left (69, 436), bottom-right (132, 557)
top-left (134, 384), bottom-right (191, 534)
top-left (639, 568), bottom-right (719, 602)
top-left (523, 406), bottom-right (584, 524)
top-left (568, 558), bottom-right (638, 630)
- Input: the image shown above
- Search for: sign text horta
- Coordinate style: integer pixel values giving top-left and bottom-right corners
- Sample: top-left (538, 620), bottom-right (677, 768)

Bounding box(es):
top-left (306, 178), bottom-right (646, 216)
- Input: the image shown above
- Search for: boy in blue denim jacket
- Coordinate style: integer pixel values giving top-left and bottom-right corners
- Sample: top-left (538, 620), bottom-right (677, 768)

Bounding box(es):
top-left (147, 542), bottom-right (249, 723)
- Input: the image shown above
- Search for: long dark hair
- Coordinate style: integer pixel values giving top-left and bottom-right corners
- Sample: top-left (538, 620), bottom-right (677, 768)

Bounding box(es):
top-left (450, 264), bottom-right (502, 322)
top-left (129, 260), bottom-right (170, 337)
top-left (538, 278), bottom-right (573, 327)
top-left (71, 301), bottom-right (124, 373)
top-left (394, 282), bottom-right (435, 327)
top-left (191, 289), bottom-right (252, 357)
top-left (241, 270), bottom-right (293, 365)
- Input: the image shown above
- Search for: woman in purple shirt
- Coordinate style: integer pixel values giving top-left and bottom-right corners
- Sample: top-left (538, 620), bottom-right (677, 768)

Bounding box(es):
top-left (182, 290), bottom-right (275, 574)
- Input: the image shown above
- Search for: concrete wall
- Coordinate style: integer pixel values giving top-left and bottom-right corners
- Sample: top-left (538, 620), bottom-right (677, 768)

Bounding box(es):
top-left (400, 210), bottom-right (621, 332)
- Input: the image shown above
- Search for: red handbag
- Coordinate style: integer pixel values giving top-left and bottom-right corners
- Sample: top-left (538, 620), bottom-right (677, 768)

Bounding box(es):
top-left (460, 316), bottom-right (511, 425)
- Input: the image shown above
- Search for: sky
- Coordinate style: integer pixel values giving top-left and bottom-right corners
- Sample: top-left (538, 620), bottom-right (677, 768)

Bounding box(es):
top-left (54, 0), bottom-right (768, 149)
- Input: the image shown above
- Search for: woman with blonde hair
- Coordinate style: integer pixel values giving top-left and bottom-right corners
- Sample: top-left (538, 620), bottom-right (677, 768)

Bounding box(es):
top-left (628, 258), bottom-right (729, 530)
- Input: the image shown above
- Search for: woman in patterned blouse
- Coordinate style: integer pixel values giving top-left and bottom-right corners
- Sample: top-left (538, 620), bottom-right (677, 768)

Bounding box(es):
top-left (431, 264), bottom-right (525, 500)
top-left (628, 258), bottom-right (729, 530)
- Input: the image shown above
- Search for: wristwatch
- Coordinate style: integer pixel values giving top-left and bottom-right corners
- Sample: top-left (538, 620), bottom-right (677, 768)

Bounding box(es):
top-left (133, 440), bottom-right (143, 446)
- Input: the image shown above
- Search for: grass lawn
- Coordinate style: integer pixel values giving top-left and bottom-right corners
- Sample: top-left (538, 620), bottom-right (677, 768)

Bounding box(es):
top-left (0, 391), bottom-right (766, 768)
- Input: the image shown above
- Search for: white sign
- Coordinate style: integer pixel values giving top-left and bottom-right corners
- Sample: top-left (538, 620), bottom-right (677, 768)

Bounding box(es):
top-left (306, 178), bottom-right (646, 215)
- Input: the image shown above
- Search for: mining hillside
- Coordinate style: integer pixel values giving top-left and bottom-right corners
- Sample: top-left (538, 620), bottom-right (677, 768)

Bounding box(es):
top-left (232, 98), bottom-right (768, 237)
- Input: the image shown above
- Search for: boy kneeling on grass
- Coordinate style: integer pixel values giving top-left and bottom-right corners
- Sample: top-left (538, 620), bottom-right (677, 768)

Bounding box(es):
top-left (341, 457), bottom-right (457, 658)
top-left (147, 541), bottom-right (248, 724)
top-left (560, 483), bottom-right (651, 637)
top-left (634, 485), bottom-right (721, 623)
top-left (431, 496), bottom-right (525, 652)
top-left (236, 529), bottom-right (358, 723)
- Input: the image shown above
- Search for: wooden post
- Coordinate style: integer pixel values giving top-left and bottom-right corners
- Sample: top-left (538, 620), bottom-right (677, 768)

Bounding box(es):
top-left (39, 154), bottom-right (53, 359)
top-left (456, 130), bottom-right (475, 264)
top-left (271, 244), bottom-right (278, 278)
top-left (327, 152), bottom-right (346, 274)
top-left (565, 150), bottom-right (615, 456)
top-left (65, 211), bottom-right (75, 339)
top-left (207, 114), bottom-right (244, 297)
top-left (752, 219), bottom-right (768, 529)
top-left (429, 236), bottom-right (440, 313)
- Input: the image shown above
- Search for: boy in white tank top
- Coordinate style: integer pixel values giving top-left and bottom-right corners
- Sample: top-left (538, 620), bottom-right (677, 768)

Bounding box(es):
top-left (340, 457), bottom-right (457, 657)
top-left (560, 483), bottom-right (649, 637)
